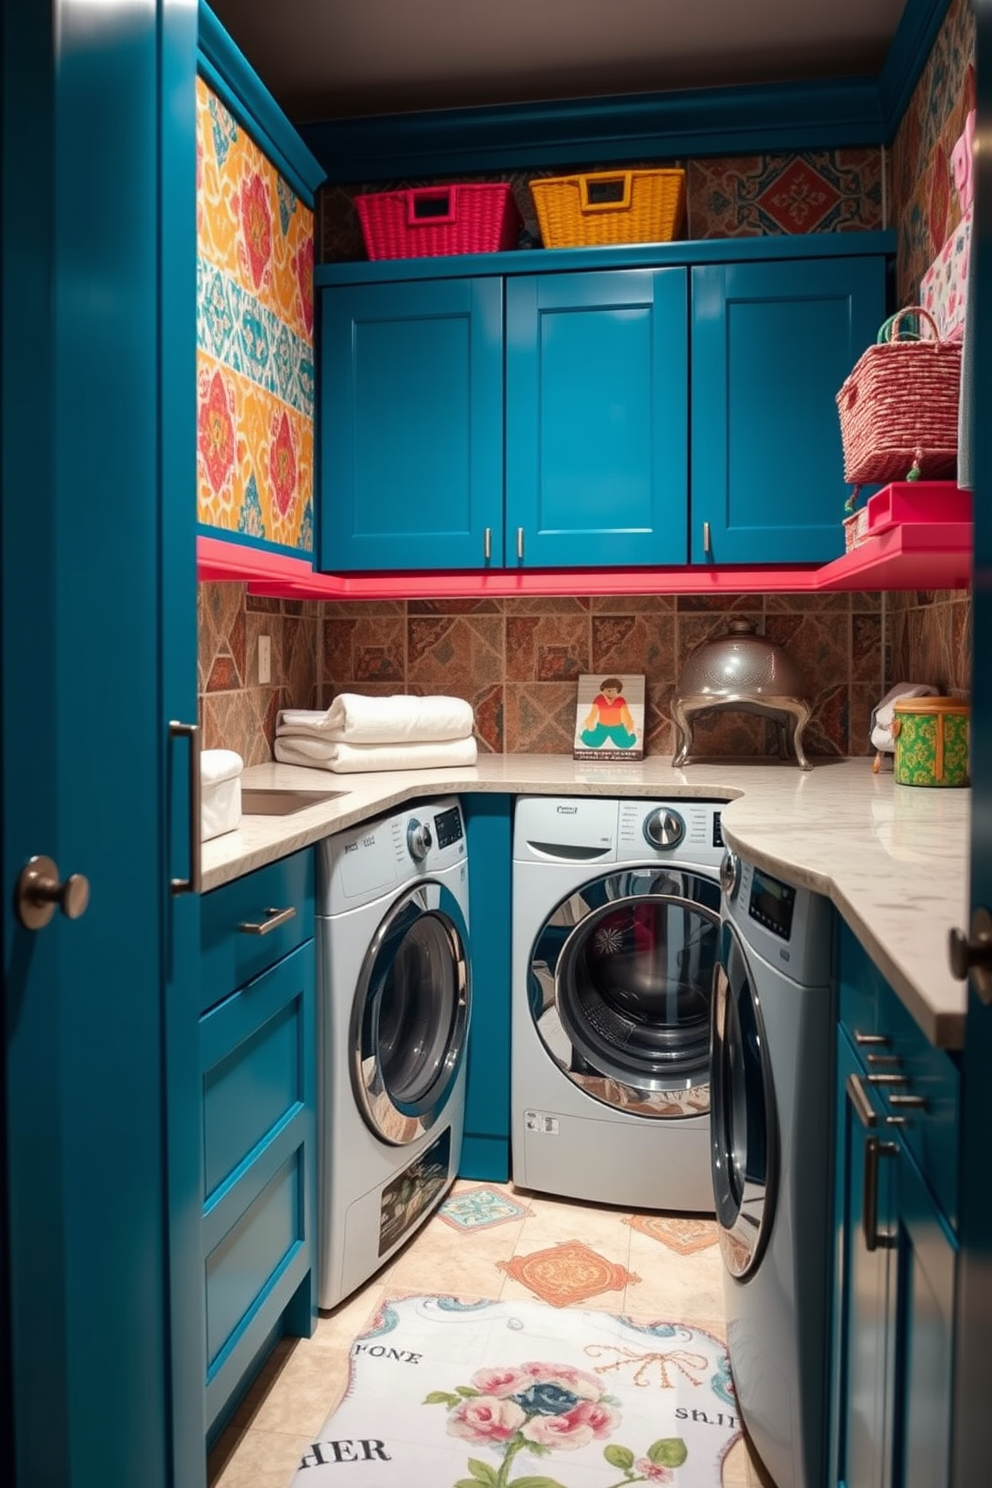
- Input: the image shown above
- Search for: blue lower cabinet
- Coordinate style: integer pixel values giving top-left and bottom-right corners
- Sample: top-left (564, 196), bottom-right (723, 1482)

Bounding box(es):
top-left (460, 797), bottom-right (512, 1180)
top-left (505, 268), bottom-right (688, 567)
top-left (691, 255), bottom-right (887, 563)
top-left (831, 926), bottom-right (959, 1488)
top-left (199, 858), bottom-right (317, 1442)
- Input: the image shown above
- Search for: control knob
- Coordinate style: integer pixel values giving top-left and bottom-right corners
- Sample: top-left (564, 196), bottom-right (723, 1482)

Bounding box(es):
top-left (719, 850), bottom-right (741, 899)
top-left (643, 807), bottom-right (685, 850)
top-left (406, 818), bottom-right (433, 862)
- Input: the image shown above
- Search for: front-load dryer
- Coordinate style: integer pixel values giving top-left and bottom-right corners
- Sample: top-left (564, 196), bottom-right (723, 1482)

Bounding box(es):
top-left (511, 795), bottom-right (726, 1212)
top-left (710, 850), bottom-right (835, 1488)
top-left (316, 796), bottom-right (470, 1310)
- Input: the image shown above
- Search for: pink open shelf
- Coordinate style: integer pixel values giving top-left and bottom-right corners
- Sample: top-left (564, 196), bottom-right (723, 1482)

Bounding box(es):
top-left (197, 483), bottom-right (973, 598)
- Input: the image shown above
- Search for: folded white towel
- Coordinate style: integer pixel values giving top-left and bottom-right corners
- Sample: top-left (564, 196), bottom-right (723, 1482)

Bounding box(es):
top-left (870, 682), bottom-right (939, 752)
top-left (277, 693), bottom-right (474, 745)
top-left (273, 735), bottom-right (478, 774)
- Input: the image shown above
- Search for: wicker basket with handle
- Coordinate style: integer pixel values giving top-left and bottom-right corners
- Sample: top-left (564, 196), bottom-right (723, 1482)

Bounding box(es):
top-left (835, 306), bottom-right (961, 488)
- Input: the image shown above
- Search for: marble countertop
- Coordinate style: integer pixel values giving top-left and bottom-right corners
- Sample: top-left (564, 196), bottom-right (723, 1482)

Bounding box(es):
top-left (202, 754), bottom-right (970, 1050)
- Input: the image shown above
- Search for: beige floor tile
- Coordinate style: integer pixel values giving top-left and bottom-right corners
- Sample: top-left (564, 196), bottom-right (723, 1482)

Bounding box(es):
top-left (721, 1435), bottom-right (751, 1487)
top-left (208, 1426), bottom-right (310, 1488)
top-left (231, 1337), bottom-right (349, 1438)
top-left (624, 1227), bottom-right (726, 1323)
top-left (310, 1280), bottom-right (386, 1351)
top-left (510, 1191), bottom-right (635, 1264)
top-left (384, 1213), bottom-right (509, 1295)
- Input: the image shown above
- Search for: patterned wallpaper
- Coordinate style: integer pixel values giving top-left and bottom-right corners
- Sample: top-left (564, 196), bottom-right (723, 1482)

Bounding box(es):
top-left (197, 78), bottom-right (315, 552)
top-left (201, 2), bottom-right (975, 764)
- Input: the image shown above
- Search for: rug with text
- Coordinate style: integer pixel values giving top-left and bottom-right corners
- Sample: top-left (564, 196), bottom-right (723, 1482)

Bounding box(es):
top-left (291, 1293), bottom-right (739, 1487)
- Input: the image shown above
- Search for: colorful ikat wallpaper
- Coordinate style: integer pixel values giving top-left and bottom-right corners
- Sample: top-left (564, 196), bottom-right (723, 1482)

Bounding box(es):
top-left (196, 78), bottom-right (315, 552)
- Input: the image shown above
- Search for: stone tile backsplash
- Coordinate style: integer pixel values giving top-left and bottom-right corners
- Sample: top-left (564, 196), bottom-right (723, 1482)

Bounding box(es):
top-left (196, 583), bottom-right (951, 767)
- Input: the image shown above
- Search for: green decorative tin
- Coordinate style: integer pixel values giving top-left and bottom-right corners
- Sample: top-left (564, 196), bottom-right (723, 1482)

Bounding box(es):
top-left (892, 697), bottom-right (970, 787)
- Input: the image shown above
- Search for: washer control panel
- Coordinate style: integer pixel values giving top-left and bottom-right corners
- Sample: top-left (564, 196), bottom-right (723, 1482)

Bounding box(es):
top-left (617, 799), bottom-right (727, 870)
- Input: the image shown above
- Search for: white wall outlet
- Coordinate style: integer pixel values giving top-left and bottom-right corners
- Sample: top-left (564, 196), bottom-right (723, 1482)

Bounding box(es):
top-left (258, 634), bottom-right (272, 685)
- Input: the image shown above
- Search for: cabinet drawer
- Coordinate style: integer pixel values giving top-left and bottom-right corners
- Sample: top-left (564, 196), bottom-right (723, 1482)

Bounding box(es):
top-left (839, 922), bottom-right (960, 1227)
top-left (200, 851), bottom-right (314, 1013)
top-left (201, 941), bottom-right (314, 1202)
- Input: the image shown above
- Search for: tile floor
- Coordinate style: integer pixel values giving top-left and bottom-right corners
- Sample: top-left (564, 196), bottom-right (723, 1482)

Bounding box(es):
top-left (207, 1181), bottom-right (772, 1487)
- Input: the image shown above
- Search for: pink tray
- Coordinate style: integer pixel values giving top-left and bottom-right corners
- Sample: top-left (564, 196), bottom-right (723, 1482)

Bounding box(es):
top-left (866, 481), bottom-right (972, 535)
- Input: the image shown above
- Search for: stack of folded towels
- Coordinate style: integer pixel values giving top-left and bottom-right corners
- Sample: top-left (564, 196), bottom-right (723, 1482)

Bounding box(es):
top-left (274, 693), bottom-right (478, 774)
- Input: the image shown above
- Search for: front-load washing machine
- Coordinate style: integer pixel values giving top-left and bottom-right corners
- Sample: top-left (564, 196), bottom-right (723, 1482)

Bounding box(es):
top-left (710, 849), bottom-right (835, 1488)
top-left (316, 796), bottom-right (470, 1310)
top-left (511, 795), bottom-right (726, 1212)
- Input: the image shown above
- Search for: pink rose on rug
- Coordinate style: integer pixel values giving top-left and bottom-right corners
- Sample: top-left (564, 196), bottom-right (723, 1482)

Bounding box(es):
top-left (522, 1397), bottom-right (621, 1450)
top-left (446, 1396), bottom-right (525, 1444)
top-left (469, 1367), bottom-right (531, 1398)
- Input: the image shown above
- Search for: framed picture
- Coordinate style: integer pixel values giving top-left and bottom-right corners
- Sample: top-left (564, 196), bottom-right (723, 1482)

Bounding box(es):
top-left (573, 673), bottom-right (646, 761)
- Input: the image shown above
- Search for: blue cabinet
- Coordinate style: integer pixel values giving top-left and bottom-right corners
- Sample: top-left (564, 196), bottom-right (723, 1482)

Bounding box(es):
top-left (691, 257), bottom-right (887, 563)
top-left (831, 925), bottom-right (959, 1488)
top-left (199, 852), bottom-right (317, 1441)
top-left (319, 276), bottom-right (504, 570)
top-left (461, 797), bottom-right (513, 1180)
top-left (505, 269), bottom-right (687, 567)
top-left (317, 239), bottom-right (891, 576)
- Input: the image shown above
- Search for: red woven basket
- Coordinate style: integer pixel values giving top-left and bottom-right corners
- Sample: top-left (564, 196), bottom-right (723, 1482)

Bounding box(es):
top-left (356, 183), bottom-right (522, 260)
top-left (836, 306), bottom-right (961, 487)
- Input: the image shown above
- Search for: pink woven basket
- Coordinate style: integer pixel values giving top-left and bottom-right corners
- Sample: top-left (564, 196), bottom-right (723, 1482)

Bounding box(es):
top-left (836, 306), bottom-right (961, 487)
top-left (356, 183), bottom-right (522, 260)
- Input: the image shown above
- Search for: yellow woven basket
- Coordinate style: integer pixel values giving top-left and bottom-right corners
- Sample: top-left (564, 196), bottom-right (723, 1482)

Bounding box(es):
top-left (529, 168), bottom-right (685, 248)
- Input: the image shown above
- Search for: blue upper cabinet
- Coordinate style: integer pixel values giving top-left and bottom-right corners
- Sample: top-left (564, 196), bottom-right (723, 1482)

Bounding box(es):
top-left (691, 256), bottom-right (887, 564)
top-left (505, 269), bottom-right (687, 567)
top-left (315, 235), bottom-right (893, 575)
top-left (319, 277), bottom-right (505, 570)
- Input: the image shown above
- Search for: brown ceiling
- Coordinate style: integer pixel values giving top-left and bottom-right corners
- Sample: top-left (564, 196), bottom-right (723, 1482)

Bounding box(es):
top-left (207, 0), bottom-right (908, 121)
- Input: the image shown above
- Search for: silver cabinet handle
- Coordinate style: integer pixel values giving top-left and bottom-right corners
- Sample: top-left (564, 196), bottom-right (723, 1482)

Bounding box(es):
top-left (169, 720), bottom-right (202, 895)
top-left (484, 527), bottom-right (491, 561)
top-left (846, 1072), bottom-right (876, 1128)
top-left (703, 520), bottom-right (711, 555)
top-left (862, 1136), bottom-right (898, 1252)
top-left (866, 1073), bottom-right (910, 1085)
top-left (517, 527), bottom-right (524, 560)
top-left (238, 905), bottom-right (296, 936)
top-left (854, 1032), bottom-right (889, 1046)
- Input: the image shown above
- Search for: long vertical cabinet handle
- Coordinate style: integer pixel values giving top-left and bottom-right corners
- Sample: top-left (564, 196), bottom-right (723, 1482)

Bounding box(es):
top-left (484, 527), bottom-right (492, 562)
top-left (517, 527), bottom-right (524, 561)
top-left (703, 521), bottom-right (712, 555)
top-left (848, 1073), bottom-right (897, 1253)
top-left (169, 720), bottom-right (202, 895)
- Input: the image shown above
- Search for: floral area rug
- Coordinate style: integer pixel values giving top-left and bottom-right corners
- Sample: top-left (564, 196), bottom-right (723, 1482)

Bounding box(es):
top-left (291, 1293), bottom-right (739, 1487)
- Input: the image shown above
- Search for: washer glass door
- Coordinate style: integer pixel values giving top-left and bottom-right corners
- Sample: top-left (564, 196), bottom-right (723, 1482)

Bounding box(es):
top-left (352, 880), bottom-right (469, 1145)
top-left (530, 868), bottom-right (719, 1117)
top-left (710, 918), bottom-right (778, 1277)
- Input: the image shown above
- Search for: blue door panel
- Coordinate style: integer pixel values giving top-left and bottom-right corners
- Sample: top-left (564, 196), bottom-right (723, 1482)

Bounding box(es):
top-left (461, 796), bottom-right (512, 1180)
top-left (506, 269), bottom-right (688, 567)
top-left (692, 257), bottom-right (887, 563)
top-left (203, 997), bottom-right (303, 1201)
top-left (205, 1151), bottom-right (303, 1371)
top-left (320, 277), bottom-right (504, 570)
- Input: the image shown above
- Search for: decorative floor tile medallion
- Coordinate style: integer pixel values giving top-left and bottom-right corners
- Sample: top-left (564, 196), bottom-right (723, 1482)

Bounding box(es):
top-left (625, 1214), bottom-right (719, 1254)
top-left (498, 1240), bottom-right (640, 1307)
top-left (437, 1185), bottom-right (530, 1233)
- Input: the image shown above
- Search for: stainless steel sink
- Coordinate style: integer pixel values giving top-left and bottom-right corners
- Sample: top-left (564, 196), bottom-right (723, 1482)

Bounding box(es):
top-left (241, 788), bottom-right (349, 816)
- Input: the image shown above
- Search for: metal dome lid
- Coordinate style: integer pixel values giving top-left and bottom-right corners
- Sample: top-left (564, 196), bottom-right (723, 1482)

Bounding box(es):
top-left (676, 619), bottom-right (807, 701)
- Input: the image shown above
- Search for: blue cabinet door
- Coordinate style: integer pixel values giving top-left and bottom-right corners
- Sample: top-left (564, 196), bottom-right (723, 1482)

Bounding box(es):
top-left (319, 277), bottom-right (504, 570)
top-left (506, 268), bottom-right (689, 567)
top-left (691, 257), bottom-right (887, 563)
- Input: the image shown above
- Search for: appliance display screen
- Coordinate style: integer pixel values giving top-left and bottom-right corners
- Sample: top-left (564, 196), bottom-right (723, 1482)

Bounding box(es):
top-left (434, 806), bottom-right (463, 849)
top-left (748, 868), bottom-right (796, 941)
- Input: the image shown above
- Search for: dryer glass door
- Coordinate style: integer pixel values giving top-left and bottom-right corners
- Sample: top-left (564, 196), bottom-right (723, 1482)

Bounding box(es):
top-left (710, 918), bottom-right (778, 1277)
top-left (532, 868), bottom-right (720, 1115)
top-left (352, 880), bottom-right (470, 1145)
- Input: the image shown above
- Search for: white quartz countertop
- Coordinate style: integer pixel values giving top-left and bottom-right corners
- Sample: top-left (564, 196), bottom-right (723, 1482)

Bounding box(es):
top-left (202, 754), bottom-right (970, 1050)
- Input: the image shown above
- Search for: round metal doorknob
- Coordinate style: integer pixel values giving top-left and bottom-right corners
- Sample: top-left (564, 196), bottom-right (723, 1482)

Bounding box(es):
top-left (15, 855), bottom-right (90, 931)
top-left (948, 908), bottom-right (992, 1004)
